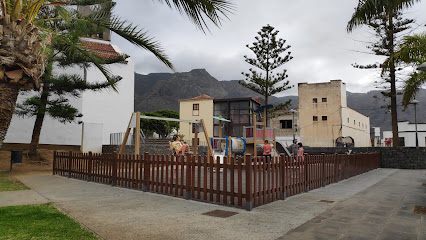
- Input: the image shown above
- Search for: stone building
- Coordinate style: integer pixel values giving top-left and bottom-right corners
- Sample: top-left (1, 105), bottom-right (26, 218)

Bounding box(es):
top-left (298, 80), bottom-right (370, 147)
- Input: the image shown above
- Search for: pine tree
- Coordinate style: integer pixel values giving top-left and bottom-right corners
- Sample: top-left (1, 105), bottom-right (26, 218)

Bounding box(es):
top-left (239, 25), bottom-right (293, 126)
top-left (347, 0), bottom-right (418, 146)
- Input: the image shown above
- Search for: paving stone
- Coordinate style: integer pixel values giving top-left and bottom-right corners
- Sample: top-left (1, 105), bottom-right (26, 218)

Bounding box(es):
top-left (313, 220), bottom-right (349, 234)
top-left (299, 231), bottom-right (342, 240)
top-left (339, 232), bottom-right (378, 240)
top-left (377, 230), bottom-right (417, 240)
top-left (383, 222), bottom-right (419, 234)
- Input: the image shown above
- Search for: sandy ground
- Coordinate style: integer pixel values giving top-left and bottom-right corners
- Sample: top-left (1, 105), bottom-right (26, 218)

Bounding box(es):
top-left (0, 148), bottom-right (60, 175)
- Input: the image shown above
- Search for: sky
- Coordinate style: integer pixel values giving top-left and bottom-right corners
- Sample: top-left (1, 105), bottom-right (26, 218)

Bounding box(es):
top-left (111, 0), bottom-right (426, 96)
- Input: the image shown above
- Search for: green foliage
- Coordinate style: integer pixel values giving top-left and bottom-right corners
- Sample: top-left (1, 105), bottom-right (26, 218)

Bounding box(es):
top-left (389, 33), bottom-right (426, 108)
top-left (0, 172), bottom-right (30, 192)
top-left (239, 25), bottom-right (293, 105)
top-left (239, 25), bottom-right (293, 125)
top-left (0, 203), bottom-right (98, 239)
top-left (140, 110), bottom-right (180, 138)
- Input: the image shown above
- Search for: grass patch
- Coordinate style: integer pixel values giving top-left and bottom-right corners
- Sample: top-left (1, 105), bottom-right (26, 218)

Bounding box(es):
top-left (0, 171), bottom-right (29, 192)
top-left (0, 203), bottom-right (98, 240)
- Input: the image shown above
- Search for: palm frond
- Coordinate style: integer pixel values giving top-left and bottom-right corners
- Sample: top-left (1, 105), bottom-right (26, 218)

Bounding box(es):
top-left (347, 0), bottom-right (420, 32)
top-left (156, 0), bottom-right (235, 33)
top-left (401, 71), bottom-right (426, 108)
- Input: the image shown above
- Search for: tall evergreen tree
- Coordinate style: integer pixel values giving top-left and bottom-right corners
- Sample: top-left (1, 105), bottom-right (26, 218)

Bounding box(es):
top-left (239, 25), bottom-right (293, 126)
top-left (347, 0), bottom-right (419, 146)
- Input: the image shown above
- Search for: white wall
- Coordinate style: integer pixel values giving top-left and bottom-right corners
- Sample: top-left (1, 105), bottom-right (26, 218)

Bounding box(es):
top-left (398, 121), bottom-right (426, 147)
top-left (81, 49), bottom-right (135, 145)
top-left (5, 43), bottom-right (135, 149)
top-left (81, 122), bottom-right (103, 152)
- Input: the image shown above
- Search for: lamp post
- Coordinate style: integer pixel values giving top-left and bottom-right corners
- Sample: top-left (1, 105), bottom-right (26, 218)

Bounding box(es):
top-left (289, 109), bottom-right (297, 141)
top-left (410, 100), bottom-right (419, 147)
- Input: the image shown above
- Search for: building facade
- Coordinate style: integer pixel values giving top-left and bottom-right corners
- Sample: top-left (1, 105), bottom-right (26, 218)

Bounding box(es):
top-left (298, 80), bottom-right (370, 147)
top-left (5, 38), bottom-right (134, 153)
top-left (179, 95), bottom-right (261, 145)
top-left (398, 121), bottom-right (426, 147)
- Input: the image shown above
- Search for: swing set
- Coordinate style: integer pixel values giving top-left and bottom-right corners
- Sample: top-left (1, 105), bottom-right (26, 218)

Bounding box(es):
top-left (119, 112), bottom-right (214, 158)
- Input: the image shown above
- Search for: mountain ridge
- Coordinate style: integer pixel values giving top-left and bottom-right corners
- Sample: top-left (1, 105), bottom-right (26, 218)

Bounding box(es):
top-left (134, 69), bottom-right (426, 132)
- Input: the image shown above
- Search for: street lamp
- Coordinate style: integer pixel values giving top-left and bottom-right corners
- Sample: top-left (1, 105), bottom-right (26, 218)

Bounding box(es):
top-left (289, 109), bottom-right (297, 141)
top-left (417, 62), bottom-right (426, 71)
top-left (410, 100), bottom-right (419, 147)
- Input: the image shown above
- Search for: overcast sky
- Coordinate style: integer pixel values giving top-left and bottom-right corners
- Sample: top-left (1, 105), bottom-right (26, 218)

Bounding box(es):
top-left (111, 0), bottom-right (426, 96)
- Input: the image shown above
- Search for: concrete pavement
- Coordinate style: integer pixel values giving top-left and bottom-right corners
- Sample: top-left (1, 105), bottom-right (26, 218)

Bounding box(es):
top-left (279, 169), bottom-right (425, 240)
top-left (14, 168), bottom-right (404, 240)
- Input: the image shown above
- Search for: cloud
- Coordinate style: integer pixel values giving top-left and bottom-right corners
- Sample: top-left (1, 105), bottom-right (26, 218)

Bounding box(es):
top-left (112, 0), bottom-right (426, 94)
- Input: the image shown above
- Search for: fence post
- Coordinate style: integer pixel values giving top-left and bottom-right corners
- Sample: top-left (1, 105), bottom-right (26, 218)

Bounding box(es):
top-left (321, 153), bottom-right (326, 187)
top-left (280, 154), bottom-right (286, 200)
top-left (142, 152), bottom-right (149, 192)
top-left (68, 151), bottom-right (72, 178)
top-left (112, 152), bottom-right (117, 186)
top-left (245, 154), bottom-right (253, 211)
top-left (305, 154), bottom-right (309, 192)
top-left (334, 153), bottom-right (339, 183)
top-left (53, 151), bottom-right (57, 175)
top-left (185, 153), bottom-right (192, 200)
top-left (87, 152), bottom-right (92, 182)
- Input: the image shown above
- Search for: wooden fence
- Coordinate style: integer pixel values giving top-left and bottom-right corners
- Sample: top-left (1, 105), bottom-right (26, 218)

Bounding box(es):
top-left (53, 151), bottom-right (380, 210)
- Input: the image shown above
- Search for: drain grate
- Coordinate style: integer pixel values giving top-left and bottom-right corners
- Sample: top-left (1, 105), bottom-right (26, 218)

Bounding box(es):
top-left (318, 200), bottom-right (335, 203)
top-left (413, 205), bottom-right (426, 215)
top-left (202, 210), bottom-right (238, 218)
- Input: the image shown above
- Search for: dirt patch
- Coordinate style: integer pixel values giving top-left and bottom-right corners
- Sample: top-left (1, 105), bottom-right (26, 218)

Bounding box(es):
top-left (1, 149), bottom-right (58, 175)
top-left (413, 205), bottom-right (426, 215)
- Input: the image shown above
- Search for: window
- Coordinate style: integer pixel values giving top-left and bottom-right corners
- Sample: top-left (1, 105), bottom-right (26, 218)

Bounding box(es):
top-left (322, 116), bottom-right (327, 121)
top-left (322, 98), bottom-right (327, 102)
top-left (354, 120), bottom-right (356, 125)
top-left (359, 122), bottom-right (360, 127)
top-left (313, 98), bottom-right (318, 103)
top-left (313, 116), bottom-right (318, 121)
top-left (192, 103), bottom-right (199, 116)
top-left (280, 120), bottom-right (293, 129)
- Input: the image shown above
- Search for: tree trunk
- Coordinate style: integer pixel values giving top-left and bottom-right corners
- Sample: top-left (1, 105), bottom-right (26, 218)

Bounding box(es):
top-left (388, 9), bottom-right (400, 147)
top-left (28, 86), bottom-right (49, 156)
top-left (0, 83), bottom-right (20, 148)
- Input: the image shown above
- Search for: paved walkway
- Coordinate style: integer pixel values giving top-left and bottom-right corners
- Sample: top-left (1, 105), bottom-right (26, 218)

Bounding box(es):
top-left (13, 168), bottom-right (406, 240)
top-left (0, 189), bottom-right (49, 207)
top-left (279, 169), bottom-right (425, 240)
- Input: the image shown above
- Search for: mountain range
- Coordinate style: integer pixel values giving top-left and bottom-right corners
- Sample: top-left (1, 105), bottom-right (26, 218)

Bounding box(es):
top-left (135, 69), bottom-right (426, 132)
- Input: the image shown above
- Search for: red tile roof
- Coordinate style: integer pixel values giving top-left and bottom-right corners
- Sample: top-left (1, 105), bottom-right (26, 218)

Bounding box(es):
top-left (81, 40), bottom-right (122, 60)
top-left (180, 94), bottom-right (214, 101)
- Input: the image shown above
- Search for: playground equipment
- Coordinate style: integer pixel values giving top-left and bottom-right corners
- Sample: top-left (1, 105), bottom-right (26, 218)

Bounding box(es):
top-left (210, 136), bottom-right (246, 164)
top-left (119, 112), bottom-right (213, 157)
top-left (243, 106), bottom-right (277, 157)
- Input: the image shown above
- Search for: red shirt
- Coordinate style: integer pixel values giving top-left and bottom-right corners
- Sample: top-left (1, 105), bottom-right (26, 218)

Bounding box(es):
top-left (263, 144), bottom-right (272, 156)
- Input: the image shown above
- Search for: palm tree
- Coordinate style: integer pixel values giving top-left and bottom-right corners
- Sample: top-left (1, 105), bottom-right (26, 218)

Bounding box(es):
top-left (389, 33), bottom-right (426, 108)
top-left (346, 0), bottom-right (419, 146)
top-left (0, 0), bottom-right (234, 148)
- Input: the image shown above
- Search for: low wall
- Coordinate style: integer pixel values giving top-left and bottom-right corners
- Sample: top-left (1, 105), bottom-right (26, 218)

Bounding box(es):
top-left (303, 147), bottom-right (426, 169)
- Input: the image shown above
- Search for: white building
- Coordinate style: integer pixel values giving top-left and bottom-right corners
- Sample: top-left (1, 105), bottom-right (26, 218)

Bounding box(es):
top-left (397, 121), bottom-right (426, 147)
top-left (5, 38), bottom-right (134, 153)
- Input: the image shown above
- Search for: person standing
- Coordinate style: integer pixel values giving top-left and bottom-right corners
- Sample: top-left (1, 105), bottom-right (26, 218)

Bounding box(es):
top-left (286, 139), bottom-right (298, 159)
top-left (263, 140), bottom-right (272, 163)
top-left (297, 142), bottom-right (304, 161)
